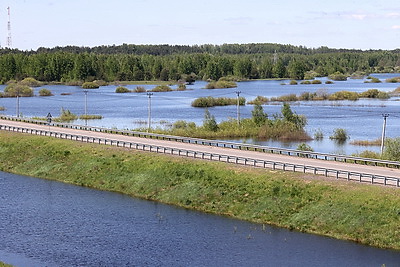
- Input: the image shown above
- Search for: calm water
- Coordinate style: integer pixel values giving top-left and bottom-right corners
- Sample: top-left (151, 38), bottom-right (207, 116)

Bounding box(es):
top-left (0, 171), bottom-right (399, 266)
top-left (1, 73), bottom-right (400, 155)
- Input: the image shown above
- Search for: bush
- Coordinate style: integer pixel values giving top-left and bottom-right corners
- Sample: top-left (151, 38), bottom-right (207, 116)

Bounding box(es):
top-left (314, 129), bottom-right (324, 140)
top-left (151, 85), bottom-right (173, 92)
top-left (177, 84), bottom-right (187, 91)
top-left (311, 80), bottom-right (322, 84)
top-left (385, 77), bottom-right (400, 83)
top-left (325, 80), bottom-right (334, 84)
top-left (382, 138), bottom-right (400, 161)
top-left (364, 77), bottom-right (381, 83)
top-left (191, 96), bottom-right (245, 107)
top-left (3, 83), bottom-right (34, 97)
top-left (20, 77), bottom-right (42, 87)
top-left (38, 88), bottom-right (53, 96)
top-left (300, 80), bottom-right (311, 84)
top-left (271, 94), bottom-right (298, 102)
top-left (205, 80), bottom-right (237, 89)
top-left (289, 80), bottom-right (298, 85)
top-left (359, 89), bottom-right (389, 99)
top-left (328, 91), bottom-right (359, 101)
top-left (296, 143), bottom-right (314, 153)
top-left (134, 86), bottom-right (146, 93)
top-left (115, 86), bottom-right (130, 93)
top-left (329, 128), bottom-right (349, 141)
top-left (82, 82), bottom-right (100, 89)
top-left (247, 96), bottom-right (269, 105)
top-left (328, 72), bottom-right (347, 81)
top-left (58, 108), bottom-right (78, 122)
top-left (203, 109), bottom-right (218, 132)
top-left (79, 114), bottom-right (103, 120)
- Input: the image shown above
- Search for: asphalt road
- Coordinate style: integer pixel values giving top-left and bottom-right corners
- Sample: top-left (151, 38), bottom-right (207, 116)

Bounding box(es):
top-left (1, 119), bottom-right (399, 184)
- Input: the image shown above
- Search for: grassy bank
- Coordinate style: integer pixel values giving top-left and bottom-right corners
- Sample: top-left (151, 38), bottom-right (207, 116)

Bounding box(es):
top-left (0, 132), bottom-right (399, 250)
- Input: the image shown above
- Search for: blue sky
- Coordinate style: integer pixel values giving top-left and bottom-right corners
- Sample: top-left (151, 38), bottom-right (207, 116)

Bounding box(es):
top-left (1, 0), bottom-right (400, 50)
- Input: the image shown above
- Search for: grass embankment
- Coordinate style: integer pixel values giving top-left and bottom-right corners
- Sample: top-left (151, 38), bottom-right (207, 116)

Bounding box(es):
top-left (0, 262), bottom-right (13, 267)
top-left (0, 132), bottom-right (399, 250)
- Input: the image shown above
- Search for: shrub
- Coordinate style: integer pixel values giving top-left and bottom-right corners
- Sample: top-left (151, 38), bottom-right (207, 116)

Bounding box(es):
top-left (3, 83), bottom-right (34, 97)
top-left (82, 82), bottom-right (100, 89)
top-left (151, 85), bottom-right (173, 92)
top-left (191, 96), bottom-right (245, 107)
top-left (0, 106), bottom-right (5, 111)
top-left (247, 96), bottom-right (269, 105)
top-left (38, 88), bottom-right (53, 96)
top-left (329, 128), bottom-right (349, 141)
top-left (364, 77), bottom-right (381, 83)
top-left (382, 138), bottom-right (400, 161)
top-left (252, 104), bottom-right (268, 126)
top-left (205, 80), bottom-right (237, 89)
top-left (58, 108), bottom-right (78, 122)
top-left (134, 86), bottom-right (146, 93)
top-left (328, 72), bottom-right (347, 81)
top-left (385, 77), bottom-right (400, 83)
top-left (325, 80), bottom-right (334, 84)
top-left (115, 86), bottom-right (130, 93)
top-left (271, 94), bottom-right (298, 102)
top-left (359, 89), bottom-right (389, 99)
top-left (203, 109), bottom-right (218, 132)
top-left (311, 79), bottom-right (322, 84)
top-left (20, 77), bottom-right (42, 87)
top-left (296, 143), bottom-right (314, 152)
top-left (177, 84), bottom-right (187, 91)
top-left (328, 91), bottom-right (359, 101)
top-left (79, 114), bottom-right (103, 120)
top-left (289, 80), bottom-right (298, 85)
top-left (314, 129), bottom-right (324, 140)
top-left (300, 80), bottom-right (311, 84)
top-left (353, 150), bottom-right (381, 159)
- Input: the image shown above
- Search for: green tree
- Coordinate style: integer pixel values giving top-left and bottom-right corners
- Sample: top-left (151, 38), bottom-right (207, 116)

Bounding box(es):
top-left (203, 109), bottom-right (219, 132)
top-left (281, 103), bottom-right (306, 129)
top-left (251, 104), bottom-right (268, 126)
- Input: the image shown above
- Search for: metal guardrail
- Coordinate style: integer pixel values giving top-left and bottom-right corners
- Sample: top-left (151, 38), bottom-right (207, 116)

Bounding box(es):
top-left (1, 123), bottom-right (399, 188)
top-left (1, 115), bottom-right (400, 169)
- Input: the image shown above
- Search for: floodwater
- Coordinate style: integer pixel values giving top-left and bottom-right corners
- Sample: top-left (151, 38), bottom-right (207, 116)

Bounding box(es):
top-left (0, 171), bottom-right (399, 266)
top-left (1, 73), bottom-right (399, 155)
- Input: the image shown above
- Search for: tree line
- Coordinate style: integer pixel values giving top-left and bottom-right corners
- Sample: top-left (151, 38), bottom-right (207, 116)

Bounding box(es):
top-left (0, 43), bottom-right (399, 83)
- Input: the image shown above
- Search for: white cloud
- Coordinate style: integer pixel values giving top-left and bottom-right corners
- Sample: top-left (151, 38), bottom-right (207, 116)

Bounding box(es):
top-left (386, 12), bottom-right (400, 18)
top-left (391, 25), bottom-right (400, 29)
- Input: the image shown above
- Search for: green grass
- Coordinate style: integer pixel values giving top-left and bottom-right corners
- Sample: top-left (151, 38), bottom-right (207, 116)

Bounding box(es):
top-left (0, 262), bottom-right (13, 267)
top-left (0, 131), bottom-right (399, 250)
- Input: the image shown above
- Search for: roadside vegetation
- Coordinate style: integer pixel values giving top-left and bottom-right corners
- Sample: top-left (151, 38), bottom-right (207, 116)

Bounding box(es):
top-left (0, 131), bottom-right (399, 250)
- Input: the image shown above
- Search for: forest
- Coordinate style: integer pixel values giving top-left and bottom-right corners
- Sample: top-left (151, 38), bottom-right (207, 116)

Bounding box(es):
top-left (0, 43), bottom-right (399, 83)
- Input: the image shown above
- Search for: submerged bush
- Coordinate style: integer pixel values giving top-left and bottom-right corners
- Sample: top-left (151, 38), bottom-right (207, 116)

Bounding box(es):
top-left (192, 96), bottom-right (245, 107)
top-left (3, 83), bottom-right (34, 97)
top-left (247, 96), bottom-right (269, 105)
top-left (151, 85), bottom-right (173, 92)
top-left (82, 82), bottom-right (100, 89)
top-left (115, 86), bottom-right (130, 93)
top-left (328, 72), bottom-right (347, 81)
top-left (38, 88), bottom-right (53, 96)
top-left (205, 80), bottom-right (237, 89)
top-left (329, 128), bottom-right (349, 141)
top-left (134, 86), bottom-right (146, 93)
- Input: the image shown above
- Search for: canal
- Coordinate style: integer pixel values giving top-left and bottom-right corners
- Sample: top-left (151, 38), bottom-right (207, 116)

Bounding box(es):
top-left (0, 171), bottom-right (399, 266)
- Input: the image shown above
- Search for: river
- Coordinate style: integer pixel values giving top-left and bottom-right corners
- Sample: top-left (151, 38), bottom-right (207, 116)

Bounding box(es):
top-left (0, 171), bottom-right (399, 266)
top-left (0, 73), bottom-right (400, 155)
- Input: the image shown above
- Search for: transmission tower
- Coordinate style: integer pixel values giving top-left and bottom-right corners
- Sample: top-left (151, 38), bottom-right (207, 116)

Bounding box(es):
top-left (6, 6), bottom-right (12, 48)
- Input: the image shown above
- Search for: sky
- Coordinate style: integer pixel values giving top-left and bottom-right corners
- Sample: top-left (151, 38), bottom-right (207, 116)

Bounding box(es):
top-left (0, 0), bottom-right (399, 51)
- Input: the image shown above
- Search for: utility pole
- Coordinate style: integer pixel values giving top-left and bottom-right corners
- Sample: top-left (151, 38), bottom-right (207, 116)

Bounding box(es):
top-left (83, 90), bottom-right (88, 126)
top-left (235, 91), bottom-right (241, 125)
top-left (147, 93), bottom-right (153, 132)
top-left (83, 90), bottom-right (88, 116)
top-left (380, 114), bottom-right (389, 155)
top-left (16, 91), bottom-right (19, 117)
